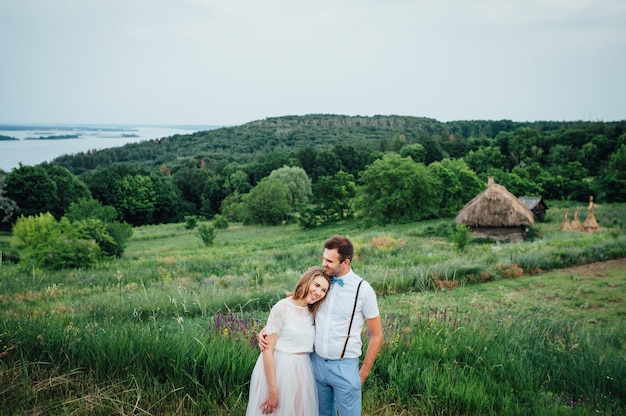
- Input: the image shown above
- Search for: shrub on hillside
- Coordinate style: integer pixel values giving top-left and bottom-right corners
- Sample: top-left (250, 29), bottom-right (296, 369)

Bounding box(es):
top-left (212, 214), bottom-right (229, 230)
top-left (103, 221), bottom-right (133, 257)
top-left (198, 223), bottom-right (216, 246)
top-left (184, 215), bottom-right (199, 230)
top-left (40, 237), bottom-right (101, 270)
top-left (65, 198), bottom-right (119, 222)
top-left (11, 213), bottom-right (128, 270)
top-left (449, 224), bottom-right (472, 252)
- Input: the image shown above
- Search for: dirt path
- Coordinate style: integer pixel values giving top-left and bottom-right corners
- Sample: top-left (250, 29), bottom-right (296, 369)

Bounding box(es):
top-left (556, 258), bottom-right (626, 277)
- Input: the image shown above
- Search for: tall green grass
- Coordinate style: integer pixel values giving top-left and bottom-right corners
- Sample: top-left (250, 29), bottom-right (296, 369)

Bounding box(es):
top-left (2, 298), bottom-right (623, 415)
top-left (371, 308), bottom-right (624, 415)
top-left (1, 203), bottom-right (625, 415)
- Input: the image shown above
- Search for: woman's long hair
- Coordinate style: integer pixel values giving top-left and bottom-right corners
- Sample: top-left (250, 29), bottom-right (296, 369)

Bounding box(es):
top-left (288, 266), bottom-right (330, 314)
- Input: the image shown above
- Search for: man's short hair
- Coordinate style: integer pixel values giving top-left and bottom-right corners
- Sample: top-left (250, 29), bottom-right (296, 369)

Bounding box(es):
top-left (324, 235), bottom-right (354, 263)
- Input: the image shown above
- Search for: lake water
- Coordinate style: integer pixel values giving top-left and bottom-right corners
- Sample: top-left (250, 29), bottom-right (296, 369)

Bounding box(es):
top-left (0, 124), bottom-right (222, 171)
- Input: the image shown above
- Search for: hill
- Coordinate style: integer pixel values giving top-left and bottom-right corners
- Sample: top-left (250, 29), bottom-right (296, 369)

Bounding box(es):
top-left (51, 114), bottom-right (625, 174)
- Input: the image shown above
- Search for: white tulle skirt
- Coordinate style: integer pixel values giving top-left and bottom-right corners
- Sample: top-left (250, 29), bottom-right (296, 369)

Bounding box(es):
top-left (246, 350), bottom-right (318, 416)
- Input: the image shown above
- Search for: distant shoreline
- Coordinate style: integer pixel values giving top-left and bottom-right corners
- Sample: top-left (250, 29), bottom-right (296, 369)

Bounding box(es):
top-left (0, 123), bottom-right (222, 131)
top-left (0, 125), bottom-right (220, 170)
top-left (25, 134), bottom-right (80, 140)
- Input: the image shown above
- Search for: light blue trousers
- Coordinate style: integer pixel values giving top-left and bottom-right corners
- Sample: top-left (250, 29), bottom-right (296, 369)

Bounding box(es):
top-left (311, 352), bottom-right (362, 416)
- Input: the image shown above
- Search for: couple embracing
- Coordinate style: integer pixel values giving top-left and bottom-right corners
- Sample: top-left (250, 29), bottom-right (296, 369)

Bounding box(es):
top-left (246, 235), bottom-right (384, 416)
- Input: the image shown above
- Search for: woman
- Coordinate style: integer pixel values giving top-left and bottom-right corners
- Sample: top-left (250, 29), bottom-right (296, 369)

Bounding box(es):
top-left (246, 266), bottom-right (331, 415)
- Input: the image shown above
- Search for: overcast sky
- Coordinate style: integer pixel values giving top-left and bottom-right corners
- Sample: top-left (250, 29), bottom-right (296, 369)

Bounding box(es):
top-left (1, 0), bottom-right (625, 126)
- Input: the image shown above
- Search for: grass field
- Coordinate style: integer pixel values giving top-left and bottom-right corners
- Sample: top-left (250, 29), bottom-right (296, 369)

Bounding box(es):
top-left (1, 202), bottom-right (625, 415)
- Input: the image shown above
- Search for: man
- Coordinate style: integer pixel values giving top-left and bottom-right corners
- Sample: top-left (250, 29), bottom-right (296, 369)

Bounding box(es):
top-left (260, 235), bottom-right (383, 415)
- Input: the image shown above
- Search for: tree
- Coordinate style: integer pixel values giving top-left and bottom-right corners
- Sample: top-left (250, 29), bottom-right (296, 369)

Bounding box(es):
top-left (419, 138), bottom-right (445, 164)
top-left (299, 171), bottom-right (356, 228)
top-left (400, 143), bottom-right (427, 163)
top-left (150, 172), bottom-right (186, 224)
top-left (355, 154), bottom-right (439, 224)
top-left (544, 161), bottom-right (589, 200)
top-left (81, 164), bottom-right (144, 208)
top-left (41, 163), bottom-right (91, 219)
top-left (5, 164), bottom-right (57, 219)
top-left (335, 144), bottom-right (376, 177)
top-left (224, 169), bottom-right (252, 194)
top-left (269, 165), bottom-right (312, 210)
top-left (509, 164), bottom-right (544, 196)
top-left (296, 147), bottom-right (318, 178)
top-left (0, 175), bottom-right (18, 229)
top-left (481, 165), bottom-right (545, 198)
top-left (427, 159), bottom-right (483, 216)
top-left (591, 133), bottom-right (617, 161)
top-left (113, 175), bottom-right (157, 225)
top-left (64, 198), bottom-right (119, 222)
top-left (4, 164), bottom-right (91, 225)
top-left (99, 221), bottom-right (133, 258)
top-left (493, 128), bottom-right (537, 169)
top-left (248, 152), bottom-right (298, 184)
top-left (545, 144), bottom-right (578, 170)
top-left (498, 127), bottom-right (539, 168)
top-left (220, 192), bottom-right (246, 222)
top-left (579, 142), bottom-right (601, 175)
top-left (172, 167), bottom-right (221, 217)
top-left (463, 146), bottom-right (506, 174)
top-left (307, 149), bottom-right (343, 182)
top-left (242, 177), bottom-right (290, 225)
top-left (595, 144), bottom-right (626, 202)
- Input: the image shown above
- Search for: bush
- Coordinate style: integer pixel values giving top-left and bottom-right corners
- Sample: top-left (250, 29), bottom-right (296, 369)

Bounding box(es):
top-left (298, 206), bottom-right (324, 229)
top-left (185, 215), bottom-right (199, 230)
top-left (10, 213), bottom-right (127, 270)
top-left (0, 242), bottom-right (20, 264)
top-left (212, 214), bottom-right (229, 230)
top-left (449, 224), bottom-right (472, 252)
top-left (242, 178), bottom-right (290, 226)
top-left (104, 221), bottom-right (134, 257)
top-left (64, 198), bottom-right (119, 222)
top-left (421, 222), bottom-right (455, 237)
top-left (525, 225), bottom-right (543, 242)
top-left (40, 237), bottom-right (102, 270)
top-left (198, 223), bottom-right (216, 246)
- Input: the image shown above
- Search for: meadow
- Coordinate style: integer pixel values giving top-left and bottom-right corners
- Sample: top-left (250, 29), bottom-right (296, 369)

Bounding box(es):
top-left (1, 202), bottom-right (625, 415)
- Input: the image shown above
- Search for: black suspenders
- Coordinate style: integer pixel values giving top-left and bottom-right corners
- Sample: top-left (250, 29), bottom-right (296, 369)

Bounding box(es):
top-left (340, 279), bottom-right (364, 359)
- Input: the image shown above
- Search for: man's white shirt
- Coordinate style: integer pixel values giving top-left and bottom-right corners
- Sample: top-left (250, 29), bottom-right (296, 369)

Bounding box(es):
top-left (314, 269), bottom-right (379, 360)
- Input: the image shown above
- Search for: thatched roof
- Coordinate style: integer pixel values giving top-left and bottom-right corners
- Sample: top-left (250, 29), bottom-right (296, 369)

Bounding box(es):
top-left (455, 178), bottom-right (535, 228)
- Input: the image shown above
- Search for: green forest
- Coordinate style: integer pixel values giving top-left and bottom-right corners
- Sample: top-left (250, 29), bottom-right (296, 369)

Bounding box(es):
top-left (1, 114), bottom-right (625, 265)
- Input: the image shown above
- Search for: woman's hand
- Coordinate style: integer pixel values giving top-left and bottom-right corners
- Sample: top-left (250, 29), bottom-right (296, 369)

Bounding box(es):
top-left (257, 328), bottom-right (269, 351)
top-left (260, 389), bottom-right (278, 414)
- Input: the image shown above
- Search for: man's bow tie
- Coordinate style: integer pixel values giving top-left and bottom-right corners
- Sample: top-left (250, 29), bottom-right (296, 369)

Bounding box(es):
top-left (330, 276), bottom-right (344, 286)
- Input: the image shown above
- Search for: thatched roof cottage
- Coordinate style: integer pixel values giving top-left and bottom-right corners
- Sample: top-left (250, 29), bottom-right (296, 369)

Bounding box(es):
top-left (455, 177), bottom-right (535, 242)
